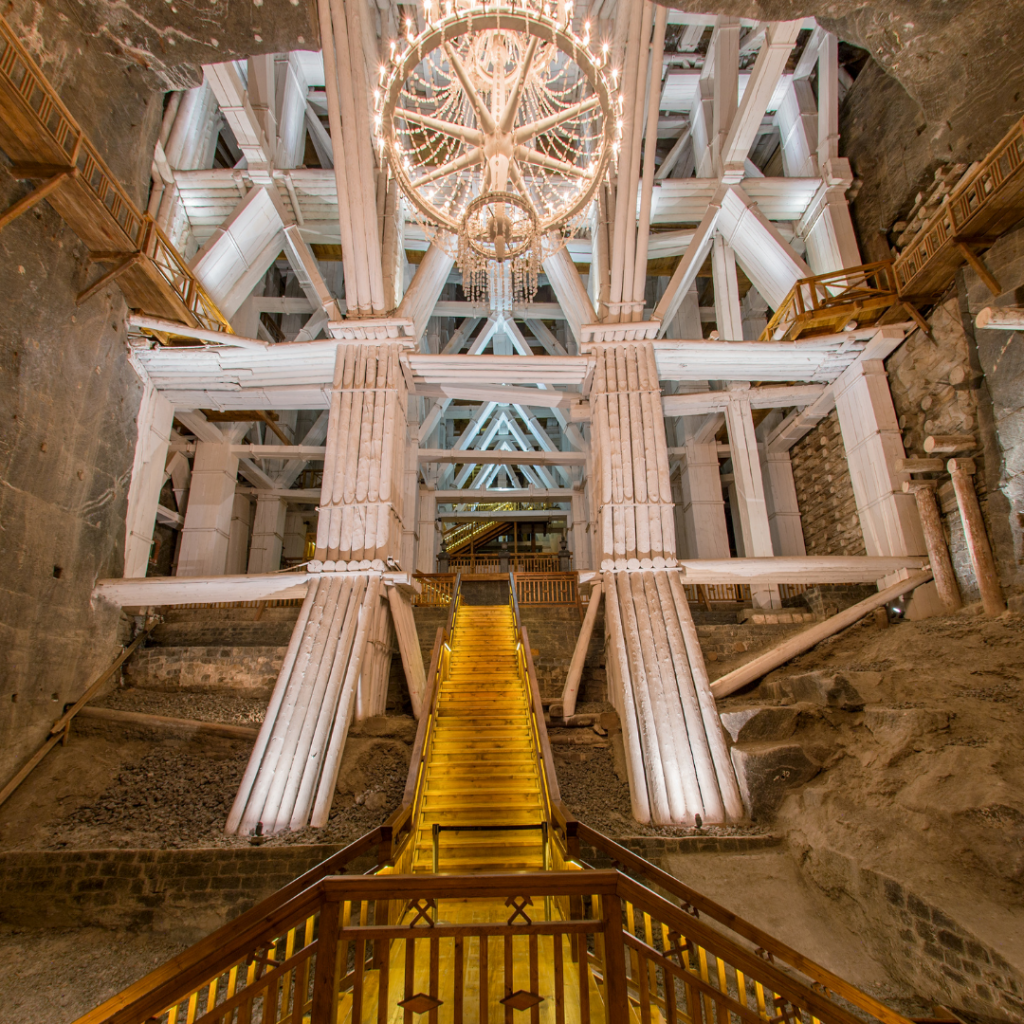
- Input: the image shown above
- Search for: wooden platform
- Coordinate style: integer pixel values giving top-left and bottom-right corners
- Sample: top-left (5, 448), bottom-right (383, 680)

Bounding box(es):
top-left (0, 17), bottom-right (229, 332)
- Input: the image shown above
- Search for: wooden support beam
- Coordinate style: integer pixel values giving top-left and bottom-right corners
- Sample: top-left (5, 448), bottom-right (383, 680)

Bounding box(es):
top-left (387, 587), bottom-right (427, 719)
top-left (894, 457), bottom-right (945, 473)
top-left (924, 434), bottom-right (976, 454)
top-left (902, 480), bottom-right (961, 613)
top-left (560, 582), bottom-right (603, 719)
top-left (76, 253), bottom-right (142, 306)
top-left (955, 241), bottom-right (1001, 297)
top-left (710, 570), bottom-right (935, 698)
top-left (947, 458), bottom-right (1006, 615)
top-left (418, 449), bottom-right (586, 466)
top-left (677, 555), bottom-right (930, 584)
top-left (0, 169), bottom-right (71, 231)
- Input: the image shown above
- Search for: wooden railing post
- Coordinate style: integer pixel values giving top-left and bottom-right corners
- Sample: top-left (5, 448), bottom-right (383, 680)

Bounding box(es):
top-left (310, 895), bottom-right (341, 1024)
top-left (600, 892), bottom-right (630, 1019)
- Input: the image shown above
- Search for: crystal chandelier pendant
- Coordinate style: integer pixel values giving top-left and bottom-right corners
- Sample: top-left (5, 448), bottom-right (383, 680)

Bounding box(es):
top-left (377, 0), bottom-right (618, 307)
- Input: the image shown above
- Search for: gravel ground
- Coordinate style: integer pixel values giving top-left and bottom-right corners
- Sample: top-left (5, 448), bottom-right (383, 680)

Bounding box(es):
top-left (95, 688), bottom-right (269, 726)
top-left (43, 743), bottom-right (409, 850)
top-left (0, 927), bottom-right (190, 1024)
top-left (556, 746), bottom-right (768, 839)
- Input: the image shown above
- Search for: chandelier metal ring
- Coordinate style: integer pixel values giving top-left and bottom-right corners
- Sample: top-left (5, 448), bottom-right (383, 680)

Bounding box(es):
top-left (377, 5), bottom-right (618, 240)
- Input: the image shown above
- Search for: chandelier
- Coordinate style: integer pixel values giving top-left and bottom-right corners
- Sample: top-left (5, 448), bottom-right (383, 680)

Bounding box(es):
top-left (376, 0), bottom-right (618, 306)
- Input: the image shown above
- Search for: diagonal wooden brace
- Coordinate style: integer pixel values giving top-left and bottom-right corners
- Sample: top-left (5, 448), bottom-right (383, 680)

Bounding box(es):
top-left (76, 252), bottom-right (143, 305)
top-left (0, 169), bottom-right (72, 232)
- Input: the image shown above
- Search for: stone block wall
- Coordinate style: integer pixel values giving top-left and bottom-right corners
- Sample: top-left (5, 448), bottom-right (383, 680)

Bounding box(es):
top-left (790, 411), bottom-right (866, 556)
top-left (697, 623), bottom-right (804, 671)
top-left (125, 646), bottom-right (286, 696)
top-left (0, 845), bottom-right (370, 934)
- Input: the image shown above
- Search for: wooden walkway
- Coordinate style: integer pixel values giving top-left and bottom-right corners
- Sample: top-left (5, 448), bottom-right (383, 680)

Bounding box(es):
top-left (0, 16), bottom-right (229, 332)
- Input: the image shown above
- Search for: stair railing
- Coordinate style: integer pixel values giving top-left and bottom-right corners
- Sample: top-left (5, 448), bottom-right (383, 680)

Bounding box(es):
top-left (73, 864), bottom-right (913, 1024)
top-left (509, 573), bottom-right (580, 866)
top-left (382, 573), bottom-right (462, 869)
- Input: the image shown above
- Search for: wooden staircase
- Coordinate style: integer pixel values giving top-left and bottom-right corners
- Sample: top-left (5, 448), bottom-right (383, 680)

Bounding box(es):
top-left (411, 603), bottom-right (547, 873)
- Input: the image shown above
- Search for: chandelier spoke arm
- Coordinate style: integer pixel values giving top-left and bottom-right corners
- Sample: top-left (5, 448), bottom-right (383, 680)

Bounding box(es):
top-left (507, 160), bottom-right (540, 218)
top-left (513, 144), bottom-right (589, 177)
top-left (411, 147), bottom-right (485, 187)
top-left (442, 42), bottom-right (498, 135)
top-left (397, 108), bottom-right (484, 147)
top-left (497, 35), bottom-right (541, 135)
top-left (513, 94), bottom-right (602, 145)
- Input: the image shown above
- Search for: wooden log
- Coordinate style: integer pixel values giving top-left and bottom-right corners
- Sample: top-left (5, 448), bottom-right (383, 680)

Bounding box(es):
top-left (260, 576), bottom-right (347, 830)
top-left (603, 572), bottom-right (651, 823)
top-left (629, 571), bottom-right (689, 821)
top-left (666, 570), bottom-right (744, 820)
top-left (289, 574), bottom-right (369, 829)
top-left (76, 707), bottom-right (260, 742)
top-left (903, 480), bottom-right (962, 612)
top-left (238, 576), bottom-right (331, 833)
top-left (924, 434), bottom-right (976, 454)
top-left (947, 458), bottom-right (1006, 615)
top-left (271, 577), bottom-right (357, 830)
top-left (227, 579), bottom-right (319, 833)
top-left (388, 586), bottom-right (427, 719)
top-left (975, 305), bottom-right (1024, 331)
top-left (560, 582), bottom-right (603, 719)
top-left (894, 457), bottom-right (945, 473)
top-left (315, 0), bottom-right (359, 314)
top-left (311, 574), bottom-right (381, 826)
top-left (653, 571), bottom-right (722, 820)
top-left (710, 570), bottom-right (936, 699)
top-left (640, 571), bottom-right (704, 821)
top-left (615, 571), bottom-right (671, 822)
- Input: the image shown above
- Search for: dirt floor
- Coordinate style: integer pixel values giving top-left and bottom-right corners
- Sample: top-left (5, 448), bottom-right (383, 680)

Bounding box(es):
top-left (95, 688), bottom-right (269, 725)
top-left (0, 728), bottom-right (411, 852)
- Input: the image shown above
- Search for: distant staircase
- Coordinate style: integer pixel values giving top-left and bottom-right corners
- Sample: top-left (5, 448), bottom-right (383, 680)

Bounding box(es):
top-left (411, 603), bottom-right (546, 873)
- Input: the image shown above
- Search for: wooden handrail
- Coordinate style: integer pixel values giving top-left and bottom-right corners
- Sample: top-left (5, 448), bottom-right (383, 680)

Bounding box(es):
top-left (73, 828), bottom-right (391, 1024)
top-left (575, 823), bottom-right (911, 1024)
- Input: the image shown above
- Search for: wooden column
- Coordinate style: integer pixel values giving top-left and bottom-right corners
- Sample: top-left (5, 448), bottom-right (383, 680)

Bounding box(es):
top-left (416, 486), bottom-right (437, 574)
top-left (176, 441), bottom-right (240, 577)
top-left (123, 382), bottom-right (174, 578)
top-left (248, 495), bottom-right (288, 574)
top-left (833, 358), bottom-right (926, 560)
top-left (570, 488), bottom-right (591, 570)
top-left (723, 386), bottom-right (779, 608)
top-left (225, 493), bottom-right (253, 575)
top-left (757, 411), bottom-right (805, 557)
top-left (677, 440), bottom-right (730, 559)
top-left (948, 459), bottom-right (1006, 615)
top-left (902, 480), bottom-right (961, 613)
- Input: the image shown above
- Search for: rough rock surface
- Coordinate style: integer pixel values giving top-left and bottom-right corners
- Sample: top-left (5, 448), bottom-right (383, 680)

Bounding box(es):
top-left (720, 609), bottom-right (1024, 1021)
top-left (9, 0), bottom-right (319, 91)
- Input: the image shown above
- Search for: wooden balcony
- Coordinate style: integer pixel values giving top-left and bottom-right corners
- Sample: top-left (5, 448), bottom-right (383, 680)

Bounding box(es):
top-left (894, 115), bottom-right (1024, 300)
top-left (0, 17), bottom-right (229, 333)
top-left (759, 260), bottom-right (907, 343)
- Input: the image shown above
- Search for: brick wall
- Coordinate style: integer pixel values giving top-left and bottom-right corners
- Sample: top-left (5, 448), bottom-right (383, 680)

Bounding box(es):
top-left (790, 411), bottom-right (866, 556)
top-left (0, 845), bottom-right (378, 934)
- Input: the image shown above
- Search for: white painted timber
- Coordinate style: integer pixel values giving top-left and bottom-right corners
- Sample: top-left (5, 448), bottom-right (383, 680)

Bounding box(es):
top-left (678, 556), bottom-right (929, 583)
top-left (717, 185), bottom-right (811, 308)
top-left (418, 449), bottom-right (586, 466)
top-left (123, 381), bottom-right (175, 579)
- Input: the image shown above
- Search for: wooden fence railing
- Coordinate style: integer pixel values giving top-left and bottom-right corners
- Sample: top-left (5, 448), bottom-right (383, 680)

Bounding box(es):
top-left (411, 573), bottom-right (455, 607)
top-left (447, 551), bottom-right (568, 573)
top-left (75, 866), bottom-right (911, 1024)
top-left (515, 571), bottom-right (580, 608)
